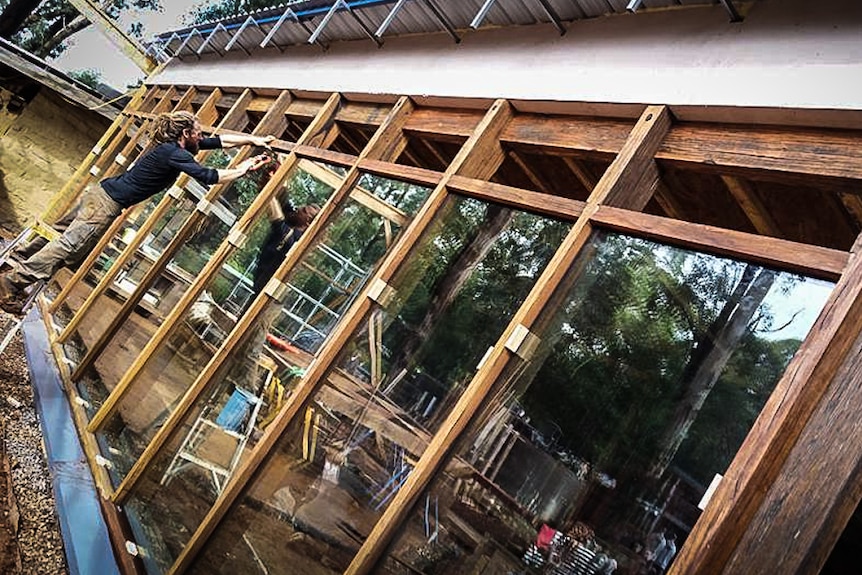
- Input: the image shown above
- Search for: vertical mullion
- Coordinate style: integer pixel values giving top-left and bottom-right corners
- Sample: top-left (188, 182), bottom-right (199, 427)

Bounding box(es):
top-left (346, 104), bottom-right (671, 574)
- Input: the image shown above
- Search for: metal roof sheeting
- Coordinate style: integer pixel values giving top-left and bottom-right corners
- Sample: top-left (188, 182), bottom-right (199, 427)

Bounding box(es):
top-left (146, 0), bottom-right (752, 62)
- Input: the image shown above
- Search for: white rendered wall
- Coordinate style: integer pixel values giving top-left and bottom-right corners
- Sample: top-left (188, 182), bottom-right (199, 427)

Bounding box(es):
top-left (151, 0), bottom-right (862, 111)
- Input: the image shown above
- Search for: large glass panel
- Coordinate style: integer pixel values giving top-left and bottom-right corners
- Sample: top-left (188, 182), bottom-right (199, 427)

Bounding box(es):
top-left (120, 173), bottom-right (438, 573)
top-left (188, 195), bottom-right (570, 574)
top-left (378, 231), bottom-right (833, 575)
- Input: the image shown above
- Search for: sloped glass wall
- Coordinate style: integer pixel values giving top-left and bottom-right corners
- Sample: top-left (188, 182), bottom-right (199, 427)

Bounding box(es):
top-left (186, 195), bottom-right (571, 574)
top-left (378, 230), bottom-right (833, 575)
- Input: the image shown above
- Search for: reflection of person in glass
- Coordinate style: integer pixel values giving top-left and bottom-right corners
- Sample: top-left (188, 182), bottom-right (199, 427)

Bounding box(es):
top-left (0, 110), bottom-right (274, 315)
top-left (249, 198), bottom-right (321, 302)
top-left (650, 531), bottom-right (677, 574)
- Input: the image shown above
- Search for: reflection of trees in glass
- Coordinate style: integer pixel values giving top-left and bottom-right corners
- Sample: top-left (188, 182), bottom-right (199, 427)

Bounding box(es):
top-left (383, 197), bottom-right (569, 414)
top-left (521, 234), bottom-right (801, 490)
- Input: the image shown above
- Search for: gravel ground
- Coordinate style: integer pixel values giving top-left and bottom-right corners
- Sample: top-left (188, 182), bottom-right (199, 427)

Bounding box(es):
top-left (0, 311), bottom-right (68, 575)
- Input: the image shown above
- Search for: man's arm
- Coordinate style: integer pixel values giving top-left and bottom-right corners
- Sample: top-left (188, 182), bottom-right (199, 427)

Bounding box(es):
top-left (216, 154), bottom-right (272, 184)
top-left (219, 134), bottom-right (276, 149)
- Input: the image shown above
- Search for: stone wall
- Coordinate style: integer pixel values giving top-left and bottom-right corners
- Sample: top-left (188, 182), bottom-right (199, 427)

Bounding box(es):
top-left (0, 88), bottom-right (110, 234)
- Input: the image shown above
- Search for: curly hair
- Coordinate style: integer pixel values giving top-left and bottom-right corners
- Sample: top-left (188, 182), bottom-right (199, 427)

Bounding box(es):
top-left (151, 110), bottom-right (198, 144)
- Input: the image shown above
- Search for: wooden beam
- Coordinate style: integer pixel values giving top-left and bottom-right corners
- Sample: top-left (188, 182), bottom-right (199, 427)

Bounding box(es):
top-left (166, 96), bottom-right (418, 574)
top-left (447, 175), bottom-right (585, 221)
top-left (723, 321), bottom-right (862, 573)
top-left (65, 0), bottom-right (158, 73)
top-left (500, 115), bottom-right (633, 159)
top-left (657, 123), bottom-right (862, 181)
top-left (297, 159), bottom-right (409, 226)
top-left (721, 175), bottom-right (783, 236)
top-left (591, 205), bottom-right (847, 281)
top-left (403, 107), bottom-right (483, 143)
top-left (508, 149), bottom-right (553, 194)
top-left (356, 158), bottom-right (441, 188)
top-left (594, 105), bottom-right (673, 209)
top-left (196, 87), bottom-right (224, 128)
top-left (672, 233), bottom-right (862, 573)
top-left (562, 156), bottom-right (599, 193)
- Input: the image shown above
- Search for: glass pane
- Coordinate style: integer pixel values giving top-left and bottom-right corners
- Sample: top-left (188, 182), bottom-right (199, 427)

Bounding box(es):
top-left (94, 163), bottom-right (338, 484)
top-left (380, 231), bottom-right (833, 575)
top-left (189, 195), bottom-right (570, 574)
top-left (120, 174), bottom-right (438, 573)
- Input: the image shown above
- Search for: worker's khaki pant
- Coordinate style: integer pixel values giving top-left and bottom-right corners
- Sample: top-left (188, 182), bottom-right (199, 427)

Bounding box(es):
top-left (8, 185), bottom-right (122, 287)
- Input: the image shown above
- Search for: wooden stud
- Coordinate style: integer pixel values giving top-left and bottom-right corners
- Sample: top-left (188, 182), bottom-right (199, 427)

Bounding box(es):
top-left (562, 156), bottom-right (599, 193)
top-left (596, 105), bottom-right (672, 210)
top-left (721, 175), bottom-right (783, 236)
top-left (508, 149), bottom-right (553, 194)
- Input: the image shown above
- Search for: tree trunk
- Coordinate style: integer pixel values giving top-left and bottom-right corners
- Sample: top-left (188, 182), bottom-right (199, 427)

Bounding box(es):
top-left (0, 0), bottom-right (42, 38)
top-left (648, 265), bottom-right (776, 479)
top-left (385, 205), bottom-right (515, 390)
top-left (34, 17), bottom-right (91, 58)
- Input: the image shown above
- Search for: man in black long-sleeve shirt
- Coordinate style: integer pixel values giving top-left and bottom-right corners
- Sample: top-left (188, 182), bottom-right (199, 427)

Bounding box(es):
top-left (0, 110), bottom-right (274, 315)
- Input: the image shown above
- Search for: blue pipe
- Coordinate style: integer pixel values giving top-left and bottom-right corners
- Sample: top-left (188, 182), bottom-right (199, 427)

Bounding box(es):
top-left (159, 0), bottom-right (398, 41)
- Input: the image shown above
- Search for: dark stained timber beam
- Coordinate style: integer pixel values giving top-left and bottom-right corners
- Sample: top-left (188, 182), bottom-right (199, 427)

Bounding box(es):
top-left (591, 206), bottom-right (847, 282)
top-left (658, 123), bottom-right (862, 182)
top-left (721, 175), bottom-right (783, 237)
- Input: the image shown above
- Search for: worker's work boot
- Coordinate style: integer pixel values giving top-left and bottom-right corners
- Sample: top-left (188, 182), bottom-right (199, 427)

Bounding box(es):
top-left (0, 273), bottom-right (27, 316)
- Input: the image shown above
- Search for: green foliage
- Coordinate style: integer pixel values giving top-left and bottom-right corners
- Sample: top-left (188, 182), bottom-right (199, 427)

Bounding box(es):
top-left (67, 68), bottom-right (102, 90)
top-left (0, 0), bottom-right (161, 59)
top-left (519, 234), bottom-right (801, 485)
top-left (186, 0), bottom-right (286, 25)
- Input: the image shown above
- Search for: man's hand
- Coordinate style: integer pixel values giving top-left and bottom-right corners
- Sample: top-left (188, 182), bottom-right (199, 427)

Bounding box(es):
top-left (241, 154), bottom-right (272, 174)
top-left (254, 135), bottom-right (276, 149)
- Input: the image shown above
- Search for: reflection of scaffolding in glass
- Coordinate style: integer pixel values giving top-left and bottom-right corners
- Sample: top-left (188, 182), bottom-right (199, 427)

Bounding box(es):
top-left (272, 243), bottom-right (368, 352)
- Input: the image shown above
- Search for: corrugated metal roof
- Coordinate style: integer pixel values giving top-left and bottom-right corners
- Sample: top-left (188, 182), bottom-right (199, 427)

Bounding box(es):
top-left (146, 0), bottom-right (752, 62)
